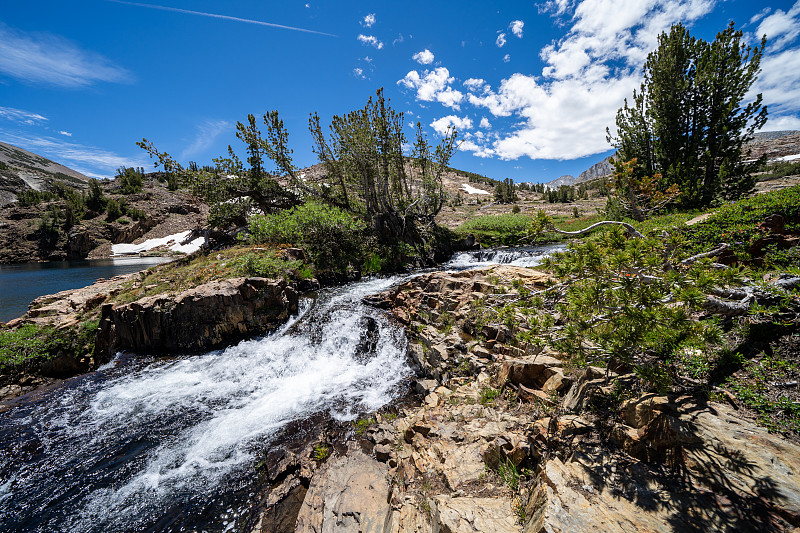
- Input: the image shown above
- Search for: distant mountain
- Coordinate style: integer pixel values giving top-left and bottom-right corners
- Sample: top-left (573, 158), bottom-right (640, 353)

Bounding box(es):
top-left (752, 130), bottom-right (798, 142)
top-left (543, 175), bottom-right (576, 190)
top-left (544, 157), bottom-right (615, 190)
top-left (578, 156), bottom-right (614, 182)
top-left (0, 142), bottom-right (90, 205)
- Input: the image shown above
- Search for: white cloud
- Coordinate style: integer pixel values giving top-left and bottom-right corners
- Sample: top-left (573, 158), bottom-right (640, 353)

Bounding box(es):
top-left (361, 13), bottom-right (376, 28)
top-left (353, 67), bottom-right (366, 79)
top-left (0, 23), bottom-right (131, 88)
top-left (357, 34), bottom-right (384, 49)
top-left (58, 130), bottom-right (72, 137)
top-left (458, 0), bottom-right (722, 161)
top-left (480, 117), bottom-right (492, 129)
top-left (496, 33), bottom-right (507, 47)
top-left (761, 115), bottom-right (800, 131)
top-left (398, 67), bottom-right (464, 110)
top-left (503, 54), bottom-right (511, 63)
top-left (750, 7), bottom-right (771, 25)
top-left (413, 49), bottom-right (435, 65)
top-left (537, 0), bottom-right (575, 16)
top-left (430, 115), bottom-right (473, 135)
top-left (754, 46), bottom-right (800, 120)
top-left (459, 138), bottom-right (496, 158)
top-left (393, 33), bottom-right (405, 45)
top-left (510, 20), bottom-right (524, 38)
top-left (463, 78), bottom-right (488, 92)
top-left (0, 106), bottom-right (48, 125)
top-left (180, 120), bottom-right (231, 159)
top-left (756, 1), bottom-right (800, 51)
top-left (539, 0), bottom-right (715, 80)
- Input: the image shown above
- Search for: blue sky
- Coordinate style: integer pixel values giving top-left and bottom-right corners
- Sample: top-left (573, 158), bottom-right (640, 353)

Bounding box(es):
top-left (1, 0), bottom-right (799, 183)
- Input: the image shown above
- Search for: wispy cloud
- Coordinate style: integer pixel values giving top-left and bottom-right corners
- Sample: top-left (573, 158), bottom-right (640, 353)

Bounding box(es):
top-left (0, 130), bottom-right (144, 178)
top-left (180, 120), bottom-right (231, 160)
top-left (107, 0), bottom-right (337, 37)
top-left (58, 130), bottom-right (72, 137)
top-left (496, 33), bottom-right (507, 47)
top-left (756, 1), bottom-right (800, 51)
top-left (0, 23), bottom-right (131, 88)
top-left (0, 106), bottom-right (48, 125)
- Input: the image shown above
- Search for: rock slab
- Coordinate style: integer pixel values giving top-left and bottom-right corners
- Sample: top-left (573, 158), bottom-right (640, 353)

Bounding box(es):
top-left (295, 451), bottom-right (392, 533)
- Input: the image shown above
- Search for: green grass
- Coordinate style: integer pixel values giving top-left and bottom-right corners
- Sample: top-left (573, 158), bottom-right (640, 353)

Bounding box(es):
top-left (0, 324), bottom-right (56, 368)
top-left (479, 386), bottom-right (501, 406)
top-left (722, 354), bottom-right (800, 435)
top-left (313, 443), bottom-right (330, 461)
top-left (110, 245), bottom-right (312, 305)
top-left (678, 184), bottom-right (800, 264)
top-left (455, 213), bottom-right (532, 245)
top-left (0, 319), bottom-right (98, 373)
top-left (353, 416), bottom-right (376, 436)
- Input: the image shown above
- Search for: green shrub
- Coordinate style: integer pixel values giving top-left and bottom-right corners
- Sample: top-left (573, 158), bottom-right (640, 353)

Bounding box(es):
top-left (106, 198), bottom-right (123, 221)
top-left (117, 166), bottom-right (144, 194)
top-left (248, 202), bottom-right (367, 271)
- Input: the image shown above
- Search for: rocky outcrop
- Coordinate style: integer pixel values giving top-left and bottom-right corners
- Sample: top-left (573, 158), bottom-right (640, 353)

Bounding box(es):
top-left (295, 450), bottom-right (393, 533)
top-left (367, 265), bottom-right (553, 381)
top-left (524, 398), bottom-right (800, 532)
top-left (97, 276), bottom-right (299, 356)
top-left (577, 156), bottom-right (613, 182)
top-left (356, 266), bottom-right (800, 533)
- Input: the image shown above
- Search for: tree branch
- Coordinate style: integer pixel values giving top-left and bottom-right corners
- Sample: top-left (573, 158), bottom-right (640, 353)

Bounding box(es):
top-left (548, 220), bottom-right (645, 239)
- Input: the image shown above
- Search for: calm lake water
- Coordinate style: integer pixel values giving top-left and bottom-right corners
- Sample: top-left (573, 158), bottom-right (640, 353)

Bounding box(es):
top-left (0, 257), bottom-right (171, 323)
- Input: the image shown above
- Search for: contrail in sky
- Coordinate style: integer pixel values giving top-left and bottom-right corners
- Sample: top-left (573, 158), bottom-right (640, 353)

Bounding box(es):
top-left (106, 0), bottom-right (337, 37)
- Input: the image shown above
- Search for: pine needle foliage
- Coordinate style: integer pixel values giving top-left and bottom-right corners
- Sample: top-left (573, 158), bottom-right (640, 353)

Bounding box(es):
top-left (536, 226), bottom-right (738, 385)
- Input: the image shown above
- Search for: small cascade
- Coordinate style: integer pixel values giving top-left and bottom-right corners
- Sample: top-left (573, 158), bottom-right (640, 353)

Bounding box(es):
top-left (0, 276), bottom-right (412, 533)
top-left (445, 243), bottom-right (565, 270)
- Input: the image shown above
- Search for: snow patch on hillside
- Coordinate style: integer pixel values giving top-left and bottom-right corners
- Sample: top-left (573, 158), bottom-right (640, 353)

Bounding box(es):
top-left (461, 183), bottom-right (491, 195)
top-left (112, 230), bottom-right (204, 256)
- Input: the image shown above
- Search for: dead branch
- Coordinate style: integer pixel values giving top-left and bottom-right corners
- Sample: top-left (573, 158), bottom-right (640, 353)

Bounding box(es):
top-left (680, 243), bottom-right (730, 266)
top-left (549, 220), bottom-right (645, 239)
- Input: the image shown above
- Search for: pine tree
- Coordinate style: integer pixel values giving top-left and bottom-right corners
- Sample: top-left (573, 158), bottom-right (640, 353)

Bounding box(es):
top-left (608, 22), bottom-right (767, 208)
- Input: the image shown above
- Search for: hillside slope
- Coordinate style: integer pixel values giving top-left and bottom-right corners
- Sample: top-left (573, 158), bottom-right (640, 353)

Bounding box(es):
top-left (0, 142), bottom-right (90, 205)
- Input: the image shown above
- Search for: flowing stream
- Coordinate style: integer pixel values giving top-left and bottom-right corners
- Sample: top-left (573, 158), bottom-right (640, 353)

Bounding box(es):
top-left (0, 276), bottom-right (412, 532)
top-left (445, 243), bottom-right (564, 270)
top-left (0, 245), bottom-right (560, 532)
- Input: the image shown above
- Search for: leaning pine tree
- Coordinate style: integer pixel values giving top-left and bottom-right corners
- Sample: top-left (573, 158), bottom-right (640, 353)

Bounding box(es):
top-left (608, 22), bottom-right (767, 208)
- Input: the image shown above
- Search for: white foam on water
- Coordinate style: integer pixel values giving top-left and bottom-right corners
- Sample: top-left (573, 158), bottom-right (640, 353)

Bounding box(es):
top-left (0, 475), bottom-right (13, 503)
top-left (445, 244), bottom-right (564, 270)
top-left (2, 275), bottom-right (412, 532)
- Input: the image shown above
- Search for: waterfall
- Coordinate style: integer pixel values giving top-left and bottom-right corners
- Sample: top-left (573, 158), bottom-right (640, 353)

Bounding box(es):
top-left (445, 243), bottom-right (565, 270)
top-left (0, 276), bottom-right (411, 533)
